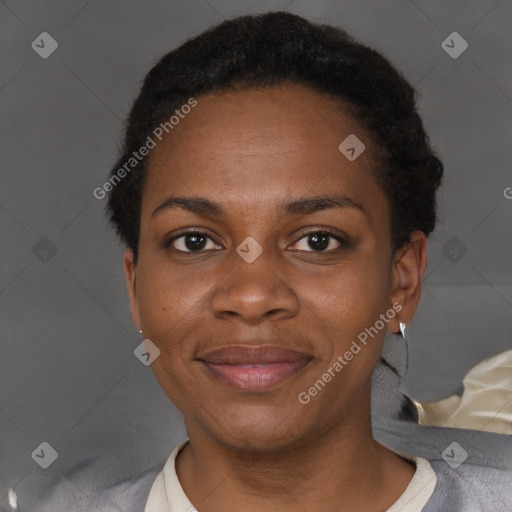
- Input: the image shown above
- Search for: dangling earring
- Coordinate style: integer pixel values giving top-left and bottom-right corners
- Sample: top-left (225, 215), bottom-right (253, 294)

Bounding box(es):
top-left (396, 315), bottom-right (424, 422)
top-left (396, 316), bottom-right (409, 386)
top-left (139, 329), bottom-right (143, 336)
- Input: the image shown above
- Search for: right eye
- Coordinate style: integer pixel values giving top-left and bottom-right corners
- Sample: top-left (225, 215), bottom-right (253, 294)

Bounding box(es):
top-left (165, 230), bottom-right (223, 253)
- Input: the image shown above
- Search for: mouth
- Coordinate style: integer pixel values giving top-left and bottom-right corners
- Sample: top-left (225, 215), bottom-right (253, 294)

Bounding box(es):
top-left (197, 345), bottom-right (313, 392)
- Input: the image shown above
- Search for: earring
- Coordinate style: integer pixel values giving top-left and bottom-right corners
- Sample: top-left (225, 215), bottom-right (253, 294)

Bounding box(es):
top-left (139, 329), bottom-right (143, 336)
top-left (399, 320), bottom-right (406, 339)
top-left (395, 316), bottom-right (423, 422)
top-left (396, 316), bottom-right (409, 385)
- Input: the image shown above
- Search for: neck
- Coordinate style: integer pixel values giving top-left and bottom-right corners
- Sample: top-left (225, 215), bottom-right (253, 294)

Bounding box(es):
top-left (175, 389), bottom-right (415, 511)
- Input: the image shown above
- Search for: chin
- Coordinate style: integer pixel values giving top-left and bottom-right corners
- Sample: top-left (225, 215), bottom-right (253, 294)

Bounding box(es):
top-left (206, 405), bottom-right (313, 453)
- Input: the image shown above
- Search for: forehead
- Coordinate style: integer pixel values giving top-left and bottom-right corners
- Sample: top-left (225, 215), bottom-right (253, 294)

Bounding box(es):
top-left (142, 84), bottom-right (388, 223)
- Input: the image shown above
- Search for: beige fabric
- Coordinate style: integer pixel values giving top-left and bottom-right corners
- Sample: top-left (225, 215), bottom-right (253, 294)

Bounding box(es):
top-left (386, 451), bottom-right (437, 512)
top-left (145, 440), bottom-right (436, 512)
top-left (418, 349), bottom-right (512, 434)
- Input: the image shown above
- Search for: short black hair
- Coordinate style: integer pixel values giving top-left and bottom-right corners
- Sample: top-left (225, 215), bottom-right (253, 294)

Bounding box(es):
top-left (106, 11), bottom-right (443, 264)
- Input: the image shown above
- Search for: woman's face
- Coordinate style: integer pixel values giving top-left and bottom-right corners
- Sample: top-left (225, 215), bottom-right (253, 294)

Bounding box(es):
top-left (124, 84), bottom-right (421, 451)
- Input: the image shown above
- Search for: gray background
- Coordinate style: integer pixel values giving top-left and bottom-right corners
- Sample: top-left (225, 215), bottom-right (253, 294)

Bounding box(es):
top-left (1, 0), bottom-right (511, 508)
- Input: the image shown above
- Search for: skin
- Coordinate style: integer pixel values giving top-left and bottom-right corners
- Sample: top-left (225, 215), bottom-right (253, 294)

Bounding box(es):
top-left (123, 83), bottom-right (428, 511)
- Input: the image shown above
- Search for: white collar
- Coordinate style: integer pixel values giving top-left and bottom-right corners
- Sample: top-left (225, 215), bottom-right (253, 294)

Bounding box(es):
top-left (145, 440), bottom-right (436, 512)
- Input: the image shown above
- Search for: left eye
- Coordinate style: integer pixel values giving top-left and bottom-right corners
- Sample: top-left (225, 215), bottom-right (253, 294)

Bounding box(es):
top-left (291, 231), bottom-right (344, 252)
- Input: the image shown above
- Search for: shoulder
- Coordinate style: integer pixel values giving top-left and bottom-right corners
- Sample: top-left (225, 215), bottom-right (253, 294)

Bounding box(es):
top-left (95, 466), bottom-right (162, 511)
top-left (422, 459), bottom-right (512, 511)
top-left (376, 417), bottom-right (512, 511)
top-left (23, 462), bottom-right (162, 512)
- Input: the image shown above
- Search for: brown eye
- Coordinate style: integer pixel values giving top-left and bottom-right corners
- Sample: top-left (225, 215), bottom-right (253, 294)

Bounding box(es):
top-left (290, 229), bottom-right (348, 252)
top-left (166, 231), bottom-right (222, 253)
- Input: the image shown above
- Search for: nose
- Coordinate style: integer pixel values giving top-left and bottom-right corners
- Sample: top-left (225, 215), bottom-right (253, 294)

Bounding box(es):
top-left (211, 249), bottom-right (300, 325)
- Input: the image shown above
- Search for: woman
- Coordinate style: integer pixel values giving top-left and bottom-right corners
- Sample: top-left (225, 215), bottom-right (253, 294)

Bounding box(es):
top-left (104, 11), bottom-right (510, 512)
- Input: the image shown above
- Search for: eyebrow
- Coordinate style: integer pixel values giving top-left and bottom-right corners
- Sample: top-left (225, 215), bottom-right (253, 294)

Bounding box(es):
top-left (151, 193), bottom-right (369, 219)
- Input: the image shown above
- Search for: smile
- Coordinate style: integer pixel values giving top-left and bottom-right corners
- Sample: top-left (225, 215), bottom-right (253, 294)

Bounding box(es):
top-left (201, 360), bottom-right (312, 391)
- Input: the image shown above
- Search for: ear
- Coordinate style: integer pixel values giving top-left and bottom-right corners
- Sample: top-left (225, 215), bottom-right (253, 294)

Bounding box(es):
top-left (123, 248), bottom-right (142, 332)
top-left (388, 231), bottom-right (428, 333)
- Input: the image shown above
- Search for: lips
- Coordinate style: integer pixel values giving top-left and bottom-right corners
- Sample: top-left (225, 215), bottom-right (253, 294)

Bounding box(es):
top-left (197, 345), bottom-right (313, 392)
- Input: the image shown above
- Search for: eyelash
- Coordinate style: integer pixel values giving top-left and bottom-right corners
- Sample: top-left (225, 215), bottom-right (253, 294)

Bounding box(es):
top-left (163, 227), bottom-right (350, 254)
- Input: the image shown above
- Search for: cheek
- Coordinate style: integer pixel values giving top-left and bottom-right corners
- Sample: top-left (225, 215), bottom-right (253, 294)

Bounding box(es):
top-left (298, 256), bottom-right (391, 386)
top-left (135, 266), bottom-right (205, 407)
top-left (136, 261), bottom-right (207, 351)
top-left (304, 255), bottom-right (389, 328)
